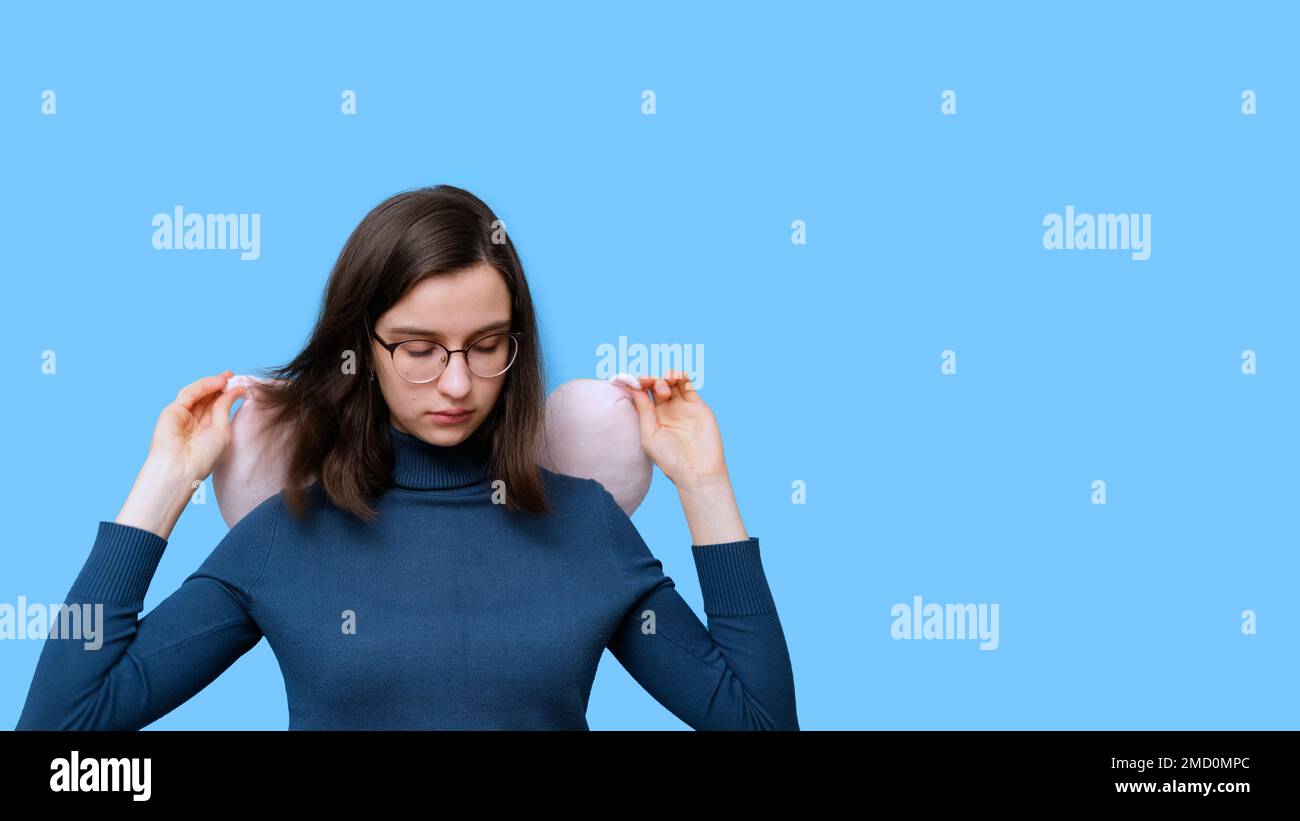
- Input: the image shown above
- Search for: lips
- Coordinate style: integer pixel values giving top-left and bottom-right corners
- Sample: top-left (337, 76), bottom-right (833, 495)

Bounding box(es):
top-left (428, 409), bottom-right (473, 422)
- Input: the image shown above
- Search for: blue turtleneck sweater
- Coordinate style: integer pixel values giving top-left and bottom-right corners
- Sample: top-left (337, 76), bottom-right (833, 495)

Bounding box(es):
top-left (15, 423), bottom-right (798, 730)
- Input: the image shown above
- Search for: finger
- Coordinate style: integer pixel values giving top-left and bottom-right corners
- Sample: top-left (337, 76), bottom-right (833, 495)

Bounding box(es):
top-left (637, 375), bottom-right (684, 407)
top-left (678, 373), bottom-right (701, 402)
top-left (175, 371), bottom-right (233, 411)
top-left (618, 383), bottom-right (659, 446)
top-left (196, 391), bottom-right (219, 428)
top-left (211, 385), bottom-right (246, 438)
top-left (191, 383), bottom-right (225, 426)
top-left (634, 374), bottom-right (686, 387)
top-left (197, 381), bottom-right (245, 433)
top-left (659, 369), bottom-right (681, 398)
top-left (608, 373), bottom-right (642, 391)
top-left (637, 373), bottom-right (686, 384)
top-left (663, 369), bottom-right (695, 402)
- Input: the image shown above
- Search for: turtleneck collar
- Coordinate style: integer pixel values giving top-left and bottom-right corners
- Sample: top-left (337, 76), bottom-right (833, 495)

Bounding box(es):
top-left (388, 422), bottom-right (491, 491)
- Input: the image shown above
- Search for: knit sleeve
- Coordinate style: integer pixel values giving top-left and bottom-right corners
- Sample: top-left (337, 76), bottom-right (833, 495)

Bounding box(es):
top-left (14, 494), bottom-right (281, 731)
top-left (595, 481), bottom-right (799, 730)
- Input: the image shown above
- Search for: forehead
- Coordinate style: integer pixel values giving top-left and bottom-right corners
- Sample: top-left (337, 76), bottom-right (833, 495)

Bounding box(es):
top-left (380, 264), bottom-right (511, 336)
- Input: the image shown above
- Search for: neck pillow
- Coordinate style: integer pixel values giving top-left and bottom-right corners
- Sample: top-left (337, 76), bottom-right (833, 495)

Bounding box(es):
top-left (212, 374), bottom-right (653, 527)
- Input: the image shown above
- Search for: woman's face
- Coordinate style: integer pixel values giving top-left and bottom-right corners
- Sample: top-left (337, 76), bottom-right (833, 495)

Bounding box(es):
top-left (372, 262), bottom-right (513, 446)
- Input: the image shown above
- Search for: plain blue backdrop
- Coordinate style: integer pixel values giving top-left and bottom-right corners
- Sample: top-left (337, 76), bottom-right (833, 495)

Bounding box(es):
top-left (2, 1), bottom-right (1296, 729)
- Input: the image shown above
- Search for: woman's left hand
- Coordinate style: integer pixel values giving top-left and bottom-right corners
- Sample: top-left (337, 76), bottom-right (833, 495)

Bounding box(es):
top-left (615, 369), bottom-right (729, 491)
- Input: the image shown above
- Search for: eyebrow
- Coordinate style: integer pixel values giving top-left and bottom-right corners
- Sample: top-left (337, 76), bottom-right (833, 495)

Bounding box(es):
top-left (383, 320), bottom-right (512, 340)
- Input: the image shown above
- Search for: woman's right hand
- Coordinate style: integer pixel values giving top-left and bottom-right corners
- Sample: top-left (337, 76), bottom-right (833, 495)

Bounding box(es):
top-left (115, 371), bottom-right (247, 540)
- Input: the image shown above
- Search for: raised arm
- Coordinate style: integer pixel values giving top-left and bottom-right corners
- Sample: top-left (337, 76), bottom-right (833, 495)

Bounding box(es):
top-left (14, 369), bottom-right (272, 730)
top-left (604, 372), bottom-right (798, 729)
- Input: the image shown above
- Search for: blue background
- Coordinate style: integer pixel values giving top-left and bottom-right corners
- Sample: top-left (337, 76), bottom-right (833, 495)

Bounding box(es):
top-left (2, 1), bottom-right (1295, 729)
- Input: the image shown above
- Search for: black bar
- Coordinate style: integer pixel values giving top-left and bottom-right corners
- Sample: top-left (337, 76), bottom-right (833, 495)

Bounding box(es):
top-left (1, 730), bottom-right (1283, 806)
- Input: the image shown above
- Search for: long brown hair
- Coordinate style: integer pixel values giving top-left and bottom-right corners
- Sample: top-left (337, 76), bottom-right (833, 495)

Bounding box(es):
top-left (252, 185), bottom-right (551, 522)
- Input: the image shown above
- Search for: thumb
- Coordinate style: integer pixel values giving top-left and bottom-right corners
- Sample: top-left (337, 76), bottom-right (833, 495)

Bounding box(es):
top-left (619, 384), bottom-right (658, 447)
top-left (211, 386), bottom-right (246, 440)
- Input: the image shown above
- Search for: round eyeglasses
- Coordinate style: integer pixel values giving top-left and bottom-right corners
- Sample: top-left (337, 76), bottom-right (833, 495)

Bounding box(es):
top-left (370, 328), bottom-right (521, 383)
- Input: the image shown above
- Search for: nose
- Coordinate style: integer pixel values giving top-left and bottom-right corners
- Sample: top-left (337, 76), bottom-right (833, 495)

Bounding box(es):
top-left (436, 350), bottom-right (473, 397)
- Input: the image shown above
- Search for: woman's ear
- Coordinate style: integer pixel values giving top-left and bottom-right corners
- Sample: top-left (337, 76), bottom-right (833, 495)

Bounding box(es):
top-left (538, 377), bottom-right (653, 515)
top-left (214, 374), bottom-right (657, 524)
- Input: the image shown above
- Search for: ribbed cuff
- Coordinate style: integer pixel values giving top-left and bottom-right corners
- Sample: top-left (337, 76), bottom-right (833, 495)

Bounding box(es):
top-left (67, 521), bottom-right (169, 609)
top-left (690, 537), bottom-right (777, 616)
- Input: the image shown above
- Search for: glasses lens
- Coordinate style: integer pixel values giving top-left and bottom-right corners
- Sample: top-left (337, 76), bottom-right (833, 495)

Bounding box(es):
top-left (390, 334), bottom-right (518, 382)
top-left (393, 340), bottom-right (447, 383)
top-left (467, 333), bottom-right (518, 377)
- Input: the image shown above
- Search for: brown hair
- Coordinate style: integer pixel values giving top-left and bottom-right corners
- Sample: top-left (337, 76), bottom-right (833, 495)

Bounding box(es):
top-left (252, 184), bottom-right (551, 522)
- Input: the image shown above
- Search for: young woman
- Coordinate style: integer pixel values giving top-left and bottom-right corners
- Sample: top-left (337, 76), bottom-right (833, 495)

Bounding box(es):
top-left (15, 185), bottom-right (798, 731)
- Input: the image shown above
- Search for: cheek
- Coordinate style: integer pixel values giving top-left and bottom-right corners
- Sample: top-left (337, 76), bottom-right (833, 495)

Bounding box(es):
top-left (477, 383), bottom-right (506, 412)
top-left (378, 377), bottom-right (424, 412)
